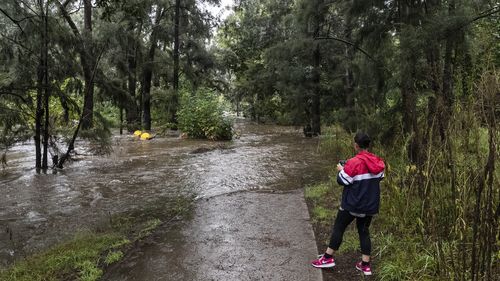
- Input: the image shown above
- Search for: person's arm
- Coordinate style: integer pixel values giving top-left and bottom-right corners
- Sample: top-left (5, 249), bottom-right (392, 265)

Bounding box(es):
top-left (337, 162), bottom-right (354, 186)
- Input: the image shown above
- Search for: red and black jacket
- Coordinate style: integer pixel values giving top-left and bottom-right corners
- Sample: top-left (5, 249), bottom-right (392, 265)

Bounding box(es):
top-left (337, 150), bottom-right (385, 215)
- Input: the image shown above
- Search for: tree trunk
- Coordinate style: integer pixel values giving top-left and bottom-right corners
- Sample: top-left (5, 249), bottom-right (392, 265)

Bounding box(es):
top-left (127, 52), bottom-right (139, 131)
top-left (56, 0), bottom-right (95, 130)
top-left (56, 116), bottom-right (81, 169)
top-left (142, 7), bottom-right (162, 131)
top-left (398, 1), bottom-right (423, 164)
top-left (343, 15), bottom-right (355, 132)
top-left (81, 0), bottom-right (94, 129)
top-left (35, 52), bottom-right (43, 171)
top-left (42, 2), bottom-right (50, 170)
top-left (171, 0), bottom-right (181, 127)
top-left (425, 44), bottom-right (440, 133)
top-left (442, 0), bottom-right (458, 201)
top-left (126, 23), bottom-right (141, 131)
top-left (401, 47), bottom-right (420, 163)
top-left (311, 43), bottom-right (321, 136)
top-left (81, 68), bottom-right (94, 129)
top-left (119, 106), bottom-right (123, 135)
top-left (440, 0), bottom-right (456, 140)
top-left (306, 4), bottom-right (324, 137)
top-left (35, 0), bottom-right (46, 171)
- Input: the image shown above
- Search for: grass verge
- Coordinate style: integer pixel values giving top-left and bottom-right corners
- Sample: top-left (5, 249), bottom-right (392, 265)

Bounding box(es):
top-left (0, 196), bottom-right (193, 281)
top-left (304, 126), bottom-right (452, 281)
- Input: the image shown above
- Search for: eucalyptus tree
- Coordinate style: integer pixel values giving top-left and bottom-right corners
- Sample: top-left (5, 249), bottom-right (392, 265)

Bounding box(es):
top-left (0, 9), bottom-right (33, 166)
top-left (97, 0), bottom-right (220, 130)
top-left (97, 0), bottom-right (165, 131)
top-left (221, 0), bottom-right (499, 279)
top-left (221, 0), bottom-right (351, 134)
top-left (219, 0), bottom-right (295, 122)
top-left (331, 2), bottom-right (499, 280)
top-left (0, 0), bottom-right (71, 170)
top-left (338, 0), bottom-right (499, 158)
top-left (1, 0), bottom-right (111, 170)
top-left (0, 1), bottom-right (40, 169)
top-left (55, 0), bottom-right (96, 130)
top-left (142, 4), bottom-right (164, 130)
top-left (168, 0), bottom-right (221, 126)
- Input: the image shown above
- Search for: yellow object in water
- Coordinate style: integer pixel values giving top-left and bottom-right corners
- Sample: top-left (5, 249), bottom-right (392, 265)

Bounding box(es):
top-left (140, 132), bottom-right (151, 140)
top-left (133, 130), bottom-right (142, 137)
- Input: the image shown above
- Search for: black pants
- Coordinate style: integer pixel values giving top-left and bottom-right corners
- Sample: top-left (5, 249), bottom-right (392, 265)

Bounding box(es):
top-left (328, 209), bottom-right (373, 255)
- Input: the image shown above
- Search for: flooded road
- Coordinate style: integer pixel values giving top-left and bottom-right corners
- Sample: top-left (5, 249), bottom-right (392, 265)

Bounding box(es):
top-left (0, 121), bottom-right (330, 277)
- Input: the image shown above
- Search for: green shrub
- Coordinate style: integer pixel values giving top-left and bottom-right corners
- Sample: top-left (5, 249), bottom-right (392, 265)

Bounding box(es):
top-left (177, 90), bottom-right (233, 140)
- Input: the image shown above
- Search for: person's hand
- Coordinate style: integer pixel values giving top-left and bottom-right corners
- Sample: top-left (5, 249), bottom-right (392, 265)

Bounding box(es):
top-left (336, 164), bottom-right (343, 171)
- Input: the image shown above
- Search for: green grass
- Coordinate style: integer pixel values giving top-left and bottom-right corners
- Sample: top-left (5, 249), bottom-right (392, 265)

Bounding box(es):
top-left (304, 125), bottom-right (493, 280)
top-left (104, 251), bottom-right (124, 266)
top-left (136, 218), bottom-right (162, 239)
top-left (0, 196), bottom-right (193, 281)
top-left (305, 183), bottom-right (338, 224)
top-left (77, 260), bottom-right (103, 281)
top-left (305, 181), bottom-right (367, 254)
top-left (0, 233), bottom-right (125, 281)
top-left (304, 182), bottom-right (331, 200)
top-left (311, 206), bottom-right (335, 224)
top-left (336, 232), bottom-right (360, 254)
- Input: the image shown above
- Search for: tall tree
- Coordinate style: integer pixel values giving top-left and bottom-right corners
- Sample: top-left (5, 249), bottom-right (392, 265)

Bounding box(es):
top-left (142, 6), bottom-right (163, 131)
top-left (40, 0), bottom-right (50, 169)
top-left (56, 0), bottom-right (96, 129)
top-left (170, 0), bottom-right (181, 126)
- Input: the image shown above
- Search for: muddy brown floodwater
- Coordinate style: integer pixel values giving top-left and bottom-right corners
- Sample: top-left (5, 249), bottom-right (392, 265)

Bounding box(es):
top-left (0, 120), bottom-right (331, 280)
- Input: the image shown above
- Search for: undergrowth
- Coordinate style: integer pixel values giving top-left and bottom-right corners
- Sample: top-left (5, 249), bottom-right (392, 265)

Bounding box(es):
top-left (305, 120), bottom-right (498, 280)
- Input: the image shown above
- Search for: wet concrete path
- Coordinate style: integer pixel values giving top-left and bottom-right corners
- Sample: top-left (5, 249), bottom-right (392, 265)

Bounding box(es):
top-left (105, 191), bottom-right (322, 281)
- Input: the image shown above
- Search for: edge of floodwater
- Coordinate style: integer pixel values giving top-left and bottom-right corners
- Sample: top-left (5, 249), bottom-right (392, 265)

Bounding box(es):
top-left (0, 195), bottom-right (195, 281)
top-left (1, 121), bottom-right (332, 280)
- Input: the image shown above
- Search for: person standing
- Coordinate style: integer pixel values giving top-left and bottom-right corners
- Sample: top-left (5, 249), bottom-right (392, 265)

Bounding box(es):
top-left (311, 132), bottom-right (385, 276)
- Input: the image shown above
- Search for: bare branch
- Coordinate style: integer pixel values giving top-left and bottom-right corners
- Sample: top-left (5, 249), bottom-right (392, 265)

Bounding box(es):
top-left (68, 5), bottom-right (82, 16)
top-left (62, 0), bottom-right (74, 8)
top-left (441, 5), bottom-right (499, 40)
top-left (0, 7), bottom-right (25, 33)
top-left (0, 92), bottom-right (28, 103)
top-left (0, 33), bottom-right (37, 56)
top-left (314, 36), bottom-right (377, 63)
top-left (467, 6), bottom-right (500, 25)
top-left (55, 0), bottom-right (82, 39)
top-left (16, 0), bottom-right (40, 17)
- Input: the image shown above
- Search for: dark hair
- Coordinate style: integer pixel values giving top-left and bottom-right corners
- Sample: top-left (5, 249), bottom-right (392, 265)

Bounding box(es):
top-left (354, 132), bottom-right (371, 149)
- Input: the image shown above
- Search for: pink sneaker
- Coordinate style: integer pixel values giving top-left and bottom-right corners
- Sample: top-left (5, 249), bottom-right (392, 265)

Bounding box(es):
top-left (356, 261), bottom-right (372, 275)
top-left (311, 255), bottom-right (335, 268)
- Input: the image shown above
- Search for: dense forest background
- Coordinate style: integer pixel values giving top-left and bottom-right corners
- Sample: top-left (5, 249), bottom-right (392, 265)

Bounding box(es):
top-left (0, 0), bottom-right (498, 280)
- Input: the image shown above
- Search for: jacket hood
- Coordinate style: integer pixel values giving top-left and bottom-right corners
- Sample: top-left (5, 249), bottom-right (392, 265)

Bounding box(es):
top-left (357, 150), bottom-right (385, 174)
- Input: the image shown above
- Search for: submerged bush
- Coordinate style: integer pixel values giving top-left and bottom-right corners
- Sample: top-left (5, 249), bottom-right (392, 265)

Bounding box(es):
top-left (178, 90), bottom-right (233, 140)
